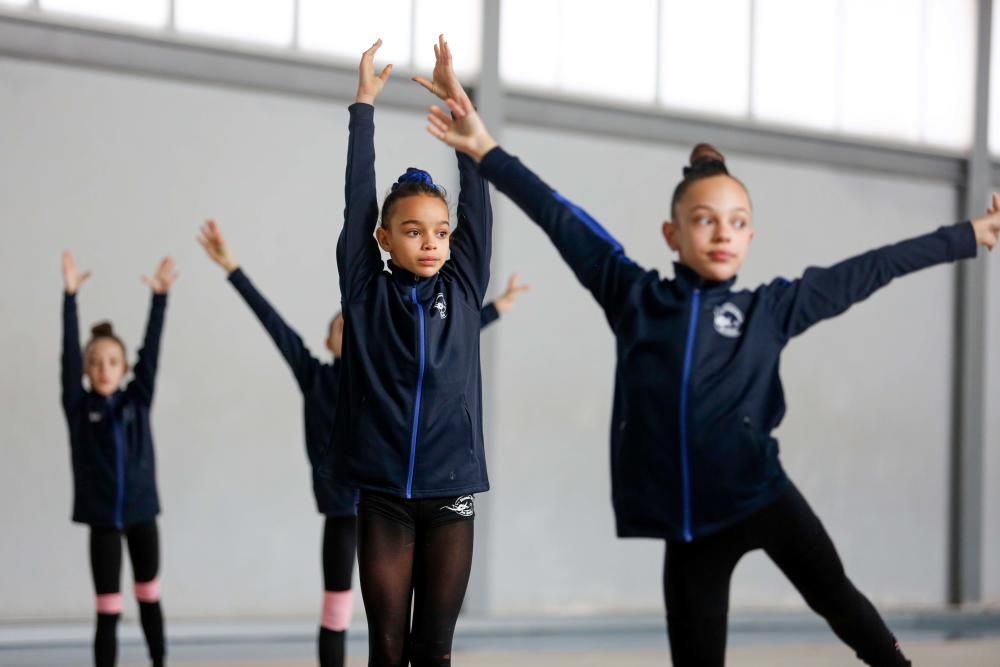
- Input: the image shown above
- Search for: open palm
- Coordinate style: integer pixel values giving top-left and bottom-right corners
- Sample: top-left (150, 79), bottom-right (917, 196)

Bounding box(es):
top-left (143, 257), bottom-right (179, 294)
top-left (62, 251), bottom-right (92, 295)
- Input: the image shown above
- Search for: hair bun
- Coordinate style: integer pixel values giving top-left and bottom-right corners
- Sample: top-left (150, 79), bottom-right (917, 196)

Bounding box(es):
top-left (683, 143), bottom-right (728, 178)
top-left (690, 143), bottom-right (725, 166)
top-left (91, 321), bottom-right (114, 337)
top-left (392, 168), bottom-right (436, 190)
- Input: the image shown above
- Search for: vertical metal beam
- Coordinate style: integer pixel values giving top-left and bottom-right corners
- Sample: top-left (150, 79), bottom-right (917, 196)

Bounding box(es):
top-left (949, 0), bottom-right (992, 606)
top-left (463, 0), bottom-right (503, 617)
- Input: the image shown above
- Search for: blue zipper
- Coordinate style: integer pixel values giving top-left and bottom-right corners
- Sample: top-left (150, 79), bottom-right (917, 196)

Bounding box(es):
top-left (110, 398), bottom-right (125, 529)
top-left (405, 286), bottom-right (427, 499)
top-left (678, 289), bottom-right (700, 542)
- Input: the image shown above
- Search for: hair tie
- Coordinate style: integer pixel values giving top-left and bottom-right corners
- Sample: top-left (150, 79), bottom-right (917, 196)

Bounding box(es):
top-left (683, 159), bottom-right (728, 179)
top-left (395, 168), bottom-right (435, 188)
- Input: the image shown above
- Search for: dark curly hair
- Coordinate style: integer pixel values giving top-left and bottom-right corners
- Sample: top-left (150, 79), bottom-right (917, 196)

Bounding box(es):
top-left (379, 168), bottom-right (449, 229)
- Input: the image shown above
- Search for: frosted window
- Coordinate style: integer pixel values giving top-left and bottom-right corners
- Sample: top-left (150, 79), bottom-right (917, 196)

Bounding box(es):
top-left (298, 0), bottom-right (412, 66)
top-left (413, 0), bottom-right (482, 78)
top-left (660, 0), bottom-right (752, 117)
top-left (752, 0), bottom-right (838, 131)
top-left (175, 0), bottom-right (295, 48)
top-left (41, 0), bottom-right (167, 28)
top-left (840, 0), bottom-right (922, 142)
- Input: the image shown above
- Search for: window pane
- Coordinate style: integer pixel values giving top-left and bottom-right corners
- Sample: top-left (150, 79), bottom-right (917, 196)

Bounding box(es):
top-left (298, 0), bottom-right (411, 66)
top-left (413, 0), bottom-right (482, 78)
top-left (840, 0), bottom-right (921, 143)
top-left (660, 0), bottom-right (751, 117)
top-left (752, 0), bottom-right (837, 131)
top-left (922, 0), bottom-right (976, 149)
top-left (500, 0), bottom-right (561, 90)
top-left (41, 0), bottom-right (168, 28)
top-left (175, 0), bottom-right (294, 47)
top-left (561, 0), bottom-right (657, 104)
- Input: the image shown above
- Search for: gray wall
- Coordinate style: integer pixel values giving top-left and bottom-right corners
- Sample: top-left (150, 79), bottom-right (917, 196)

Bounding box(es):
top-left (0, 54), bottom-right (990, 621)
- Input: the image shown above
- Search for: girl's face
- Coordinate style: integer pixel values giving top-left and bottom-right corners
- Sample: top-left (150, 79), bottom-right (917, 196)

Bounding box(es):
top-left (85, 338), bottom-right (127, 397)
top-left (376, 195), bottom-right (451, 278)
top-left (663, 175), bottom-right (754, 283)
top-left (325, 314), bottom-right (344, 358)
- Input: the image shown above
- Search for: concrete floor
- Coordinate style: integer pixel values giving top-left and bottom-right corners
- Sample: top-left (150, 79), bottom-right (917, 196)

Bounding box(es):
top-left (3, 638), bottom-right (1000, 666)
top-left (3, 613), bottom-right (999, 666)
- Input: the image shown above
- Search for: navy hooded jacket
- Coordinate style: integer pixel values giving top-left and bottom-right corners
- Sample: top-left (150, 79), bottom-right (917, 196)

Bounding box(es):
top-left (333, 103), bottom-right (494, 499)
top-left (226, 268), bottom-right (504, 513)
top-left (61, 292), bottom-right (166, 529)
top-left (477, 146), bottom-right (977, 542)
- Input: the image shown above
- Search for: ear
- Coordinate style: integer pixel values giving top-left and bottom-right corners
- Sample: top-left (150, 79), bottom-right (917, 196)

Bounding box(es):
top-left (375, 226), bottom-right (391, 253)
top-left (662, 220), bottom-right (680, 251)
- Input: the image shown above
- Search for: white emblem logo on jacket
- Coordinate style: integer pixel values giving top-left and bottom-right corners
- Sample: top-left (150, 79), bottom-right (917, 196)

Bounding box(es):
top-left (433, 293), bottom-right (448, 320)
top-left (713, 302), bottom-right (744, 338)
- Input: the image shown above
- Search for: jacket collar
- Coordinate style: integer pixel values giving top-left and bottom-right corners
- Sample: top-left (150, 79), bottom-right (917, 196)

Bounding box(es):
top-left (672, 262), bottom-right (737, 294)
top-left (387, 260), bottom-right (439, 300)
top-left (87, 389), bottom-right (124, 408)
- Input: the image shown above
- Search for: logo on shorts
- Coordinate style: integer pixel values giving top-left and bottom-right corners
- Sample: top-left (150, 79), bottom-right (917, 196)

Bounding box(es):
top-left (433, 293), bottom-right (448, 320)
top-left (440, 495), bottom-right (475, 517)
top-left (88, 411), bottom-right (103, 423)
top-left (713, 302), bottom-right (744, 338)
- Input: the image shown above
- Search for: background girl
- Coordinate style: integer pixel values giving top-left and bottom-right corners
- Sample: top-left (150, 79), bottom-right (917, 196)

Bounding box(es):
top-left (61, 251), bottom-right (176, 667)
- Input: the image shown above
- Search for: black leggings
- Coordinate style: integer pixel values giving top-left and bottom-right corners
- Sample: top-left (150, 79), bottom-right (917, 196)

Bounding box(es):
top-left (89, 520), bottom-right (165, 667)
top-left (319, 515), bottom-right (358, 667)
top-left (663, 483), bottom-right (910, 666)
top-left (357, 492), bottom-right (475, 667)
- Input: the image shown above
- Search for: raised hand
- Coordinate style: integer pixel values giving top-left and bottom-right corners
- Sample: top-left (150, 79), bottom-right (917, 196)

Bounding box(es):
top-left (973, 192), bottom-right (1000, 251)
top-left (356, 38), bottom-right (393, 105)
top-left (62, 250), bottom-right (92, 295)
top-left (142, 257), bottom-right (179, 294)
top-left (494, 272), bottom-right (530, 314)
top-left (197, 219), bottom-right (239, 273)
top-left (412, 34), bottom-right (471, 107)
top-left (426, 97), bottom-right (497, 163)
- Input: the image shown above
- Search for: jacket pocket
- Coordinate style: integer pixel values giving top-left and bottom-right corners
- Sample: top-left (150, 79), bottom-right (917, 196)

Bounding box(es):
top-left (690, 414), bottom-right (773, 521)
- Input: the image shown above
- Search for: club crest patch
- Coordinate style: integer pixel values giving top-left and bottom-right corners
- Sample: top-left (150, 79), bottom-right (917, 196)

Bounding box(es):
top-left (433, 292), bottom-right (448, 320)
top-left (713, 302), bottom-right (744, 338)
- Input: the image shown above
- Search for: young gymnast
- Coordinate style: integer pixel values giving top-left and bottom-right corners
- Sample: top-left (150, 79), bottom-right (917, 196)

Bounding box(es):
top-left (198, 219), bottom-right (358, 667)
top-left (338, 35), bottom-right (495, 666)
top-left (423, 80), bottom-right (1000, 666)
top-left (196, 220), bottom-right (525, 667)
top-left (61, 251), bottom-right (176, 667)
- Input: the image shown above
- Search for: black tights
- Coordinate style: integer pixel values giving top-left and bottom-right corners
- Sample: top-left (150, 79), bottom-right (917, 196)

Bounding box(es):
top-left (89, 520), bottom-right (165, 667)
top-left (319, 514), bottom-right (358, 667)
top-left (358, 493), bottom-right (475, 667)
top-left (664, 483), bottom-right (910, 666)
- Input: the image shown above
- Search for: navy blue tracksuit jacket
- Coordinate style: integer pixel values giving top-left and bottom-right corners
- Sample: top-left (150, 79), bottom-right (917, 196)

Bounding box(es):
top-left (61, 292), bottom-right (166, 529)
top-left (477, 146), bottom-right (977, 542)
top-left (333, 103), bottom-right (494, 499)
top-left (228, 267), bottom-right (358, 516)
top-left (227, 268), bottom-right (503, 514)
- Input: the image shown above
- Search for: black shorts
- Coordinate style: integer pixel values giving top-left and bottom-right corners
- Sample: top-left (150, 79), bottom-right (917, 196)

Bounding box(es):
top-left (358, 491), bottom-right (475, 530)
